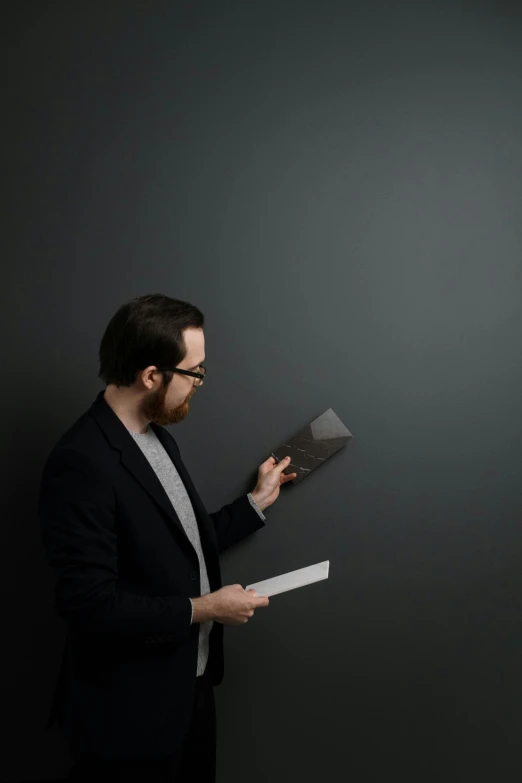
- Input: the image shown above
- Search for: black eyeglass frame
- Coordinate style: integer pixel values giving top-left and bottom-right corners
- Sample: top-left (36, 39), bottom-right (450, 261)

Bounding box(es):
top-left (154, 365), bottom-right (206, 383)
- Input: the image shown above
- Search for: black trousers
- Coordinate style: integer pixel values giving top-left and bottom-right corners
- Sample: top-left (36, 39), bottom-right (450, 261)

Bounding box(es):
top-left (66, 671), bottom-right (216, 782)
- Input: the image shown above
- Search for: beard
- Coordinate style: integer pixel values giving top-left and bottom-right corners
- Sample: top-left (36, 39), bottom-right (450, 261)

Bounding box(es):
top-left (140, 382), bottom-right (196, 427)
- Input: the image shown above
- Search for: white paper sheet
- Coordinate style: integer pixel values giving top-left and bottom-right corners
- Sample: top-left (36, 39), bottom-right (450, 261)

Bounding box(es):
top-left (245, 560), bottom-right (330, 597)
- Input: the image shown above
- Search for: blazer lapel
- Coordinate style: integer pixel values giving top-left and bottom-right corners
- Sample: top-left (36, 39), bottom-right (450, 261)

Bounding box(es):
top-left (89, 390), bottom-right (197, 556)
top-left (150, 422), bottom-right (218, 555)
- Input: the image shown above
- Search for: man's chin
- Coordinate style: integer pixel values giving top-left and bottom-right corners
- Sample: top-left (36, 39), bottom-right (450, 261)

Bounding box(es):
top-left (154, 403), bottom-right (190, 426)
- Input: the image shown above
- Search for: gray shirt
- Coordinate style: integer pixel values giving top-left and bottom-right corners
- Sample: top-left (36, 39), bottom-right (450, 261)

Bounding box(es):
top-left (127, 425), bottom-right (265, 676)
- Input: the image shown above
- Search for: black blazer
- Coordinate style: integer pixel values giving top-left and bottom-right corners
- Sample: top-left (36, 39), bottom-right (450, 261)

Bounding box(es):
top-left (39, 389), bottom-right (265, 760)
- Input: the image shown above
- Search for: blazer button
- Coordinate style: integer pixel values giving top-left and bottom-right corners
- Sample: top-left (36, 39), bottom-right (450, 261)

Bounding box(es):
top-left (189, 570), bottom-right (198, 581)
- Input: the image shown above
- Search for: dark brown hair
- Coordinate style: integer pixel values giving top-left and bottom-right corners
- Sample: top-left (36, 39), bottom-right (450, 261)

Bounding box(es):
top-left (98, 293), bottom-right (204, 388)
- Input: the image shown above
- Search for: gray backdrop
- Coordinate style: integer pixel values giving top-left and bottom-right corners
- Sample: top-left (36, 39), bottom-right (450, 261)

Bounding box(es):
top-left (3, 1), bottom-right (522, 780)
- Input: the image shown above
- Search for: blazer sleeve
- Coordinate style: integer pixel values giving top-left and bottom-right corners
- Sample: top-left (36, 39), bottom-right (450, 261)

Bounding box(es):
top-left (38, 447), bottom-right (192, 645)
top-left (209, 493), bottom-right (266, 553)
top-left (161, 427), bottom-right (266, 554)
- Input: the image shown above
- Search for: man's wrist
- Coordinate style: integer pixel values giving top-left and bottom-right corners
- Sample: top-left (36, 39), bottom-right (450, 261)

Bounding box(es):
top-left (250, 490), bottom-right (268, 513)
top-left (191, 593), bottom-right (218, 624)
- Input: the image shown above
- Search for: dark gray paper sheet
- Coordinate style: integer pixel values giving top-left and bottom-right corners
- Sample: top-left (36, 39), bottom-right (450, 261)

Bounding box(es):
top-left (271, 408), bottom-right (353, 484)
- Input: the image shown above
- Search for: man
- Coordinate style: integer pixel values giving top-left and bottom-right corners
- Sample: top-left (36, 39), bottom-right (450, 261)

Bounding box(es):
top-left (39, 293), bottom-right (296, 782)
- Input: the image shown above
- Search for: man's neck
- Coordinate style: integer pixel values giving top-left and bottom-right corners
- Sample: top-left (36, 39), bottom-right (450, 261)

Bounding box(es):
top-left (103, 386), bottom-right (150, 434)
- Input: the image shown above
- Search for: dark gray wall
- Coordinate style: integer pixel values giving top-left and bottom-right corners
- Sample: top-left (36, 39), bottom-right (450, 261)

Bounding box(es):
top-left (3, 1), bottom-right (522, 780)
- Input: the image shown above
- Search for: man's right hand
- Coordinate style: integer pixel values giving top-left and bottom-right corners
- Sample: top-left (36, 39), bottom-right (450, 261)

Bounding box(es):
top-left (191, 584), bottom-right (270, 626)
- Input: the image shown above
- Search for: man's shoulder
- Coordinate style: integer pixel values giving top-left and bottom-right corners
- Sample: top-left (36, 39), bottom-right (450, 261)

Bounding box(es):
top-left (42, 405), bottom-right (105, 473)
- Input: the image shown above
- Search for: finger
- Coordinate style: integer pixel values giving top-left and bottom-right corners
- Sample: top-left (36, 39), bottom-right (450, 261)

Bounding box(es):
top-left (280, 472), bottom-right (297, 483)
top-left (275, 456), bottom-right (293, 473)
top-left (259, 457), bottom-right (276, 474)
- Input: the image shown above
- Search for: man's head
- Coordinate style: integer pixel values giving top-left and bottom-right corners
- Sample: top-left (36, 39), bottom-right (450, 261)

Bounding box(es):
top-left (98, 293), bottom-right (206, 426)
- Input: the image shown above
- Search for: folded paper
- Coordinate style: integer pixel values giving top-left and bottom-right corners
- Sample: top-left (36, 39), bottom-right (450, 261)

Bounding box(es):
top-left (245, 560), bottom-right (330, 597)
top-left (271, 408), bottom-right (353, 484)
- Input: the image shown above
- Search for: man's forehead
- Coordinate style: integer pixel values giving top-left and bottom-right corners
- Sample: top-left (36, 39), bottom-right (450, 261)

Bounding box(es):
top-left (181, 328), bottom-right (205, 367)
top-left (183, 326), bottom-right (204, 345)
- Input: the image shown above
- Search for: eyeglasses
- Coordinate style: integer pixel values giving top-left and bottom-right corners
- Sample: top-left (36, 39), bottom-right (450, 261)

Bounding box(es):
top-left (154, 364), bottom-right (206, 386)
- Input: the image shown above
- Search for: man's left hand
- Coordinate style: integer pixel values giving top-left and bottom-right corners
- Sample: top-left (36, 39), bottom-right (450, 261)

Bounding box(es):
top-left (250, 456), bottom-right (297, 512)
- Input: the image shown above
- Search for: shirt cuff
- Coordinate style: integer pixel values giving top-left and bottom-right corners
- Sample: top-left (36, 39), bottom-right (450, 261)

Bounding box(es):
top-left (189, 597), bottom-right (194, 625)
top-left (247, 492), bottom-right (266, 521)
